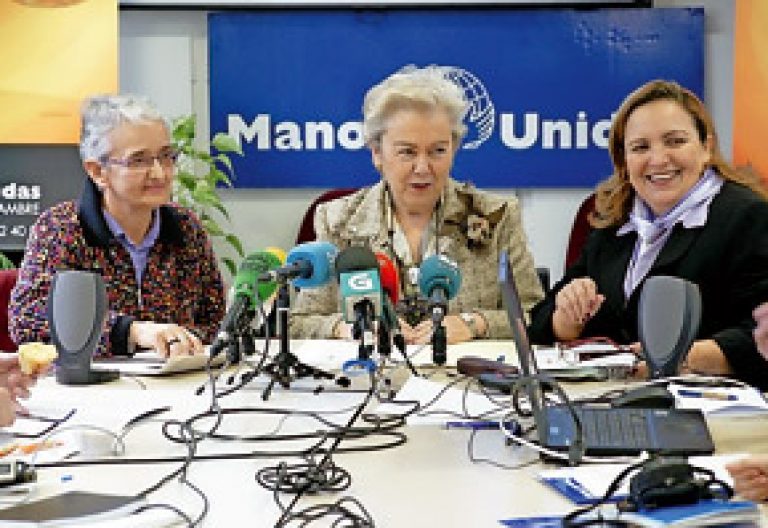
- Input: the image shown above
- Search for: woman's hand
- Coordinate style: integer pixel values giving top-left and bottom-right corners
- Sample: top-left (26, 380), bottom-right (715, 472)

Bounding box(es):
top-left (753, 303), bottom-right (768, 359)
top-left (631, 339), bottom-right (731, 379)
top-left (130, 322), bottom-right (203, 358)
top-left (332, 320), bottom-right (352, 340)
top-left (727, 456), bottom-right (768, 502)
top-left (400, 319), bottom-right (431, 345)
top-left (0, 353), bottom-right (44, 417)
top-left (400, 315), bottom-right (477, 345)
top-left (0, 388), bottom-right (15, 427)
top-left (552, 278), bottom-right (605, 341)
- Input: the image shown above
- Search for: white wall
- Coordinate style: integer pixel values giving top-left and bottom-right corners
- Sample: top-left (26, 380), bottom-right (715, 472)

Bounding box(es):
top-left (119, 1), bottom-right (734, 283)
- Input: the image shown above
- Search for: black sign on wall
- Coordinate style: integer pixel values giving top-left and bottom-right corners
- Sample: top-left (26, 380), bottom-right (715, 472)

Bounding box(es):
top-left (1, 146), bottom-right (84, 251)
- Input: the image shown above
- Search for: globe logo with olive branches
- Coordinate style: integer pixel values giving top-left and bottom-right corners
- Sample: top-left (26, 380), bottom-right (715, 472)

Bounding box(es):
top-left (443, 67), bottom-right (496, 150)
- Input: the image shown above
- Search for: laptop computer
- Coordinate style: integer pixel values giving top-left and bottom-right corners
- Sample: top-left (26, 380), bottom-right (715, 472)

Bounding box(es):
top-left (498, 251), bottom-right (714, 457)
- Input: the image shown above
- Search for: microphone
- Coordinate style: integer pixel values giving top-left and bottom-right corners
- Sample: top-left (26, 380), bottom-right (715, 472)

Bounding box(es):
top-left (258, 241), bottom-right (337, 288)
top-left (336, 247), bottom-right (382, 360)
top-left (211, 251), bottom-right (282, 357)
top-left (375, 252), bottom-right (399, 305)
top-left (375, 252), bottom-right (405, 356)
top-left (418, 255), bottom-right (462, 366)
top-left (418, 255), bottom-right (462, 321)
top-left (250, 247), bottom-right (286, 330)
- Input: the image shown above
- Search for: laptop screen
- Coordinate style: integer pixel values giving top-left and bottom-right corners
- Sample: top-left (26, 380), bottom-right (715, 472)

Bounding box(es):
top-left (498, 251), bottom-right (547, 422)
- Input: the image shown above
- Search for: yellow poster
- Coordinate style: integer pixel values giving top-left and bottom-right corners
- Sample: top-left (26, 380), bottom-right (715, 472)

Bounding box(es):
top-left (0, 0), bottom-right (117, 144)
top-left (734, 0), bottom-right (768, 179)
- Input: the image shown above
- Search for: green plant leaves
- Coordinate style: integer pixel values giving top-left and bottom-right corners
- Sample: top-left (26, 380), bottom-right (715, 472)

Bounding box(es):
top-left (225, 234), bottom-right (244, 257)
top-left (172, 115), bottom-right (196, 145)
top-left (212, 132), bottom-right (242, 155)
top-left (171, 113), bottom-right (245, 276)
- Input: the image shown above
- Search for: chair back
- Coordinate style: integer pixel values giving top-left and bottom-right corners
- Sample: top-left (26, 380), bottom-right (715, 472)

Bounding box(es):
top-left (0, 269), bottom-right (19, 352)
top-left (564, 193), bottom-right (596, 269)
top-left (296, 188), bottom-right (358, 244)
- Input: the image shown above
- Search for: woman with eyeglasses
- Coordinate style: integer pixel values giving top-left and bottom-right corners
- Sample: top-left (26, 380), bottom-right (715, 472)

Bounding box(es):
top-left (9, 95), bottom-right (225, 358)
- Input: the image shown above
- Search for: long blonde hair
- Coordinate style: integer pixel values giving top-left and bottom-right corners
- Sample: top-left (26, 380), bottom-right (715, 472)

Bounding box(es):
top-left (591, 80), bottom-right (767, 228)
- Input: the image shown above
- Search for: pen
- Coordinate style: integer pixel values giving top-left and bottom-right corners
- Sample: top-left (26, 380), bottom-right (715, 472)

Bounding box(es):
top-left (445, 420), bottom-right (521, 433)
top-left (678, 389), bottom-right (738, 401)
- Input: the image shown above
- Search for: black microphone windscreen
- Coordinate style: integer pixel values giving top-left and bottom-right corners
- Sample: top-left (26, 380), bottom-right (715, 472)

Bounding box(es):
top-left (638, 275), bottom-right (701, 379)
top-left (335, 246), bottom-right (378, 277)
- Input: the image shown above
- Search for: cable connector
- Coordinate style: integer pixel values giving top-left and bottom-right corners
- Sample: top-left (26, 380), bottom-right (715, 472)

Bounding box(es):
top-left (0, 459), bottom-right (37, 487)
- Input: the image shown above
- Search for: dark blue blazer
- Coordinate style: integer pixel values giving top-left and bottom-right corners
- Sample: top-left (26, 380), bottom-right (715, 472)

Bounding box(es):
top-left (529, 181), bottom-right (768, 390)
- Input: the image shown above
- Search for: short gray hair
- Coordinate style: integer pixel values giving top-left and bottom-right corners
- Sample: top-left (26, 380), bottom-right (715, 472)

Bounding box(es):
top-left (79, 94), bottom-right (166, 161)
top-left (362, 65), bottom-right (468, 149)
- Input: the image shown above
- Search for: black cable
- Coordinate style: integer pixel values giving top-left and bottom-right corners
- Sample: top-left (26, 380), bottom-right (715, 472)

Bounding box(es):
top-left (268, 373), bottom-right (378, 527)
top-left (275, 496), bottom-right (375, 528)
top-left (256, 458), bottom-right (352, 494)
top-left (132, 417), bottom-right (210, 527)
top-left (133, 502), bottom-right (194, 527)
top-left (466, 427), bottom-right (539, 471)
top-left (562, 459), bottom-right (646, 527)
top-left (33, 429), bottom-right (409, 470)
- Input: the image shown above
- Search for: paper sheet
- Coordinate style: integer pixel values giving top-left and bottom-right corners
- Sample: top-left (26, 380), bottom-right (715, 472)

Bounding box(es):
top-left (669, 383), bottom-right (768, 416)
top-left (292, 339), bottom-right (516, 370)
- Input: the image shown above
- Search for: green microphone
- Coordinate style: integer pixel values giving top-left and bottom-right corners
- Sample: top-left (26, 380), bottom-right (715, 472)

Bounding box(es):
top-left (212, 250), bottom-right (284, 357)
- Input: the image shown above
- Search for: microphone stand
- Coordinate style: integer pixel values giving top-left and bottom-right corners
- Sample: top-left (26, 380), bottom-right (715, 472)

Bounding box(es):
top-left (431, 306), bottom-right (447, 366)
top-left (351, 300), bottom-right (375, 362)
top-left (260, 281), bottom-right (333, 401)
top-left (378, 316), bottom-right (392, 358)
top-left (380, 305), bottom-right (418, 377)
top-left (210, 306), bottom-right (252, 364)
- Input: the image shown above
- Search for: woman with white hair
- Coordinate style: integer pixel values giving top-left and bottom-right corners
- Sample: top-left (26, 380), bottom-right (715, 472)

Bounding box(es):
top-left (290, 65), bottom-right (543, 344)
top-left (10, 95), bottom-right (225, 358)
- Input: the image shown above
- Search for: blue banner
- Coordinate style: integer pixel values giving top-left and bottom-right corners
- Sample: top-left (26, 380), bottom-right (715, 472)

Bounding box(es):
top-left (210, 8), bottom-right (703, 188)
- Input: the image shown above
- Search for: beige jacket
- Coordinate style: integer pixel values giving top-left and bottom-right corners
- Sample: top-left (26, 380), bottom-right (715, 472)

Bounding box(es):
top-left (289, 178), bottom-right (544, 339)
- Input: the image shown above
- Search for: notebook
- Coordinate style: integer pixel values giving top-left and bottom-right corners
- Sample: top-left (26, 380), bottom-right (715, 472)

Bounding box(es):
top-left (498, 251), bottom-right (714, 457)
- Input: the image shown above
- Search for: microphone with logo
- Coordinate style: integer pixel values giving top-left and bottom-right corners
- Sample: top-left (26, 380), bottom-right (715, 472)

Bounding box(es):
top-left (418, 255), bottom-right (462, 365)
top-left (258, 241), bottom-right (338, 399)
top-left (210, 250), bottom-right (282, 362)
top-left (336, 247), bottom-right (382, 364)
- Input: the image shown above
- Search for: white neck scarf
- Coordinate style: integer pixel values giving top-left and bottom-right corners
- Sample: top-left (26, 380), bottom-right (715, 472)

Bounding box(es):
top-left (619, 168), bottom-right (723, 298)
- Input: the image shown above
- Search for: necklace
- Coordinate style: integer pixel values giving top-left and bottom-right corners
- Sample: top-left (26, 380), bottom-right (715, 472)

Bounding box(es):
top-left (384, 184), bottom-right (443, 302)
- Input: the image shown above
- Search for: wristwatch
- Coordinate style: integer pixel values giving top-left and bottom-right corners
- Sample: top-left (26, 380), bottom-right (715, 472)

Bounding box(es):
top-left (460, 312), bottom-right (480, 339)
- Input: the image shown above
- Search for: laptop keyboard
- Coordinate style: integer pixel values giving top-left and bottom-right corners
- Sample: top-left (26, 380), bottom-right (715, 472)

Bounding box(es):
top-left (573, 407), bottom-right (651, 449)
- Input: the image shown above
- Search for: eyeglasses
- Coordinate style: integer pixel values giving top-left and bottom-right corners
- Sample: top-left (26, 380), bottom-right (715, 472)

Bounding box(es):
top-left (103, 149), bottom-right (179, 171)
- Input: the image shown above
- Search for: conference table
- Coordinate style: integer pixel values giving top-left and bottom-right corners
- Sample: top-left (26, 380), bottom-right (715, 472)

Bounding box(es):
top-left (1, 340), bottom-right (767, 527)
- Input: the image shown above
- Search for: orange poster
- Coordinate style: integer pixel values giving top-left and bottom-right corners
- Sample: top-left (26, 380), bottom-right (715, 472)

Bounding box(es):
top-left (0, 0), bottom-right (117, 144)
top-left (734, 0), bottom-right (768, 179)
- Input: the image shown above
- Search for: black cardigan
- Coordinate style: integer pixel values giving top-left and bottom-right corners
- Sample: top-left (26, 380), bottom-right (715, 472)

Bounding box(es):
top-left (529, 181), bottom-right (768, 390)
